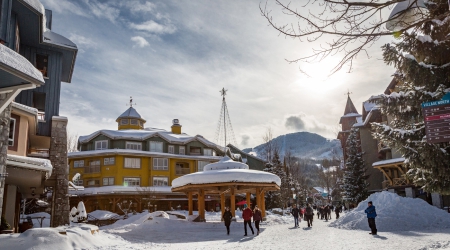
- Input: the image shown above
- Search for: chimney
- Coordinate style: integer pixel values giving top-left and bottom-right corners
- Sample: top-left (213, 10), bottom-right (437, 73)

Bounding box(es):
top-left (171, 119), bottom-right (182, 134)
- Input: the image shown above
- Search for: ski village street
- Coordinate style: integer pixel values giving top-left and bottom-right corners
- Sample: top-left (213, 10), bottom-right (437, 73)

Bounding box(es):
top-left (1, 0), bottom-right (450, 250)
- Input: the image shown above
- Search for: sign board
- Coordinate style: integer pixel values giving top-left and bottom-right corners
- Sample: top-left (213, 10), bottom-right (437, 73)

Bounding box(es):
top-left (422, 93), bottom-right (450, 143)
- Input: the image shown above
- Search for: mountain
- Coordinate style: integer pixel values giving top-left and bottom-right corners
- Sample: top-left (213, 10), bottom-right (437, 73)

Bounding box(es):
top-left (244, 132), bottom-right (343, 160)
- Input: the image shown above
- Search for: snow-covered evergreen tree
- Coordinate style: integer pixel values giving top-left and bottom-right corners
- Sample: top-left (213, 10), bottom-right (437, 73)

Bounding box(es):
top-left (341, 127), bottom-right (369, 204)
top-left (264, 151), bottom-right (290, 208)
top-left (372, 0), bottom-right (450, 194)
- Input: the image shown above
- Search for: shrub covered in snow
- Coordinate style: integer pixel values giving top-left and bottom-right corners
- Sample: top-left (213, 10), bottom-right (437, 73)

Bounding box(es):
top-left (329, 191), bottom-right (450, 231)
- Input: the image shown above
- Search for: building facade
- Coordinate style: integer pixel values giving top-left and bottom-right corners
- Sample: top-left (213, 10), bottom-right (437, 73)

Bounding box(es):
top-left (68, 107), bottom-right (229, 213)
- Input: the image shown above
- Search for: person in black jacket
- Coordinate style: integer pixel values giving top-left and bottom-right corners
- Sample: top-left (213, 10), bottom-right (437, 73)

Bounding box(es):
top-left (223, 207), bottom-right (233, 235)
top-left (335, 205), bottom-right (341, 219)
top-left (291, 204), bottom-right (300, 227)
top-left (305, 203), bottom-right (314, 227)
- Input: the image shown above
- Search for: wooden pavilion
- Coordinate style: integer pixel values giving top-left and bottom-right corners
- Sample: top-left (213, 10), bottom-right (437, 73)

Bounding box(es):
top-left (171, 157), bottom-right (280, 221)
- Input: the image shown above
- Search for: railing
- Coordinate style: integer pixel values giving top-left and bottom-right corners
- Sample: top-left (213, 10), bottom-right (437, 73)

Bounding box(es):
top-left (175, 168), bottom-right (191, 175)
top-left (28, 148), bottom-right (49, 158)
top-left (84, 165), bottom-right (100, 173)
top-left (392, 177), bottom-right (407, 186)
top-left (382, 180), bottom-right (391, 189)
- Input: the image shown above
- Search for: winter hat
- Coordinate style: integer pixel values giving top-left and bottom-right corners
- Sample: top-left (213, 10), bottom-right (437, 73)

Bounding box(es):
top-left (244, 204), bottom-right (248, 208)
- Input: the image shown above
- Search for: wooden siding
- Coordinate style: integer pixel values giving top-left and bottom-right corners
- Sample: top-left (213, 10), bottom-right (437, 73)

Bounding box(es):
top-left (15, 44), bottom-right (63, 137)
top-left (0, 0), bottom-right (12, 45)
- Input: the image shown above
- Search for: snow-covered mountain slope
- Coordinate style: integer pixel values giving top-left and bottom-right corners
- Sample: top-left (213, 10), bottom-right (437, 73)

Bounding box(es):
top-left (244, 132), bottom-right (342, 160)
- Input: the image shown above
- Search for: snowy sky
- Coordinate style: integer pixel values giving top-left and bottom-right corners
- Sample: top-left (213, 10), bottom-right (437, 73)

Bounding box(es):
top-left (42, 0), bottom-right (395, 148)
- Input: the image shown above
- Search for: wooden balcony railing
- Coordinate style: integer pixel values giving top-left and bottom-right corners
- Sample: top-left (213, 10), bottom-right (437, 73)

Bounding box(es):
top-left (392, 177), bottom-right (407, 186)
top-left (84, 165), bottom-right (100, 174)
top-left (175, 168), bottom-right (191, 175)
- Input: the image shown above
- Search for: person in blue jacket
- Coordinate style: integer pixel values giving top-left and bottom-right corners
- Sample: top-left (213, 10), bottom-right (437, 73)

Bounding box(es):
top-left (364, 201), bottom-right (377, 235)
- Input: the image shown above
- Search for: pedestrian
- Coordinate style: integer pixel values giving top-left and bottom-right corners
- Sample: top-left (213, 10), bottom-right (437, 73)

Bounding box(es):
top-left (335, 205), bottom-right (341, 219)
top-left (317, 206), bottom-right (321, 219)
top-left (253, 205), bottom-right (262, 235)
top-left (242, 204), bottom-right (254, 236)
top-left (223, 207), bottom-right (233, 235)
top-left (305, 203), bottom-right (314, 228)
top-left (327, 205), bottom-right (332, 220)
top-left (364, 201), bottom-right (377, 235)
top-left (291, 204), bottom-right (300, 227)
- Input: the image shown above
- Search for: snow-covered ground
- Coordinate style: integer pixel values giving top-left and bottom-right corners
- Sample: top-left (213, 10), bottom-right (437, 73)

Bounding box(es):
top-left (2, 192), bottom-right (450, 249)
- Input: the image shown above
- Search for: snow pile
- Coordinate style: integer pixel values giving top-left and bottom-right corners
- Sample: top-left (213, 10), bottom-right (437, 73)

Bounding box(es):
top-left (103, 211), bottom-right (169, 230)
top-left (88, 210), bottom-right (119, 220)
top-left (329, 191), bottom-right (450, 231)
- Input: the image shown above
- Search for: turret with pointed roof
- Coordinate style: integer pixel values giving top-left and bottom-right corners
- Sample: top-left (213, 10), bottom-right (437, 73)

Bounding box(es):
top-left (116, 106), bottom-right (146, 130)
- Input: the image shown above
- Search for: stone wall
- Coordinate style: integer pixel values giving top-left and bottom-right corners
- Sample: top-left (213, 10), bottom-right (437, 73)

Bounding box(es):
top-left (49, 116), bottom-right (69, 226)
top-left (0, 94), bottom-right (11, 218)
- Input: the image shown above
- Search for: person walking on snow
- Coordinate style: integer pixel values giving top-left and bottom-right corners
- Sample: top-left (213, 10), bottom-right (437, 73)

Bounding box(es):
top-left (305, 203), bottom-right (314, 228)
top-left (291, 204), bottom-right (300, 227)
top-left (223, 207), bottom-right (233, 235)
top-left (364, 201), bottom-right (377, 235)
top-left (253, 205), bottom-right (262, 235)
top-left (335, 205), bottom-right (341, 219)
top-left (242, 204), bottom-right (254, 236)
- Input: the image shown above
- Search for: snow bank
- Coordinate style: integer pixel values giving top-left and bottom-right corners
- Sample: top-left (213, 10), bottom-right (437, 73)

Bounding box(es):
top-left (103, 211), bottom-right (169, 230)
top-left (88, 210), bottom-right (120, 220)
top-left (329, 191), bottom-right (450, 231)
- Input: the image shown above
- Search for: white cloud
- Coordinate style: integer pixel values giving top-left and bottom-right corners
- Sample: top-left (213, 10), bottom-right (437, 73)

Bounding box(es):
top-left (69, 34), bottom-right (96, 49)
top-left (83, 0), bottom-right (120, 23)
top-left (127, 1), bottom-right (156, 13)
top-left (131, 36), bottom-right (149, 48)
top-left (129, 20), bottom-right (176, 34)
top-left (40, 0), bottom-right (87, 16)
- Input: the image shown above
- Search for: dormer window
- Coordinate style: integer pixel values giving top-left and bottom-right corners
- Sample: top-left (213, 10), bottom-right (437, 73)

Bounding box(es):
top-left (121, 119), bottom-right (129, 125)
top-left (95, 140), bottom-right (108, 150)
top-left (203, 148), bottom-right (213, 156)
top-left (36, 54), bottom-right (48, 78)
top-left (130, 119), bottom-right (138, 125)
top-left (126, 141), bottom-right (142, 150)
top-left (150, 141), bottom-right (163, 152)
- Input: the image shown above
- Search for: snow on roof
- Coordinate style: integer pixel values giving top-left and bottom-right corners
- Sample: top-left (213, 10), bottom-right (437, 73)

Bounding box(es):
top-left (68, 149), bottom-right (222, 161)
top-left (313, 187), bottom-right (328, 193)
top-left (70, 186), bottom-right (174, 195)
top-left (23, 0), bottom-right (45, 15)
top-left (43, 30), bottom-right (77, 50)
top-left (12, 102), bottom-right (38, 116)
top-left (0, 44), bottom-right (44, 84)
top-left (372, 157), bottom-right (405, 167)
top-left (6, 154), bottom-right (52, 177)
top-left (172, 157), bottom-right (281, 188)
top-left (341, 113), bottom-right (362, 118)
top-left (117, 107), bottom-right (145, 121)
top-left (78, 129), bottom-right (221, 149)
top-left (363, 101), bottom-right (378, 112)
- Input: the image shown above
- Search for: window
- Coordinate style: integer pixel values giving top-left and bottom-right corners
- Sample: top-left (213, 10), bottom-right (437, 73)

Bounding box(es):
top-left (95, 140), bottom-right (108, 150)
top-left (175, 163), bottom-right (190, 175)
top-left (104, 157), bottom-right (115, 165)
top-left (74, 160), bottom-right (85, 168)
top-left (203, 149), bottom-right (213, 156)
top-left (179, 146), bottom-right (185, 155)
top-left (124, 158), bottom-right (141, 168)
top-left (153, 177), bottom-right (168, 186)
top-left (74, 179), bottom-right (83, 186)
top-left (89, 160), bottom-right (100, 166)
top-left (126, 142), bottom-right (142, 150)
top-left (190, 147), bottom-right (201, 155)
top-left (153, 158), bottom-right (168, 170)
top-left (149, 141), bottom-right (163, 152)
top-left (121, 119), bottom-right (129, 125)
top-left (124, 177), bottom-right (140, 187)
top-left (32, 92), bottom-right (46, 112)
top-left (8, 118), bottom-right (15, 146)
top-left (130, 119), bottom-right (138, 125)
top-left (14, 22), bottom-right (20, 53)
top-left (87, 180), bottom-right (100, 186)
top-left (168, 145), bottom-right (174, 154)
top-left (36, 54), bottom-right (48, 77)
top-left (197, 161), bottom-right (211, 172)
top-left (103, 177), bottom-right (114, 186)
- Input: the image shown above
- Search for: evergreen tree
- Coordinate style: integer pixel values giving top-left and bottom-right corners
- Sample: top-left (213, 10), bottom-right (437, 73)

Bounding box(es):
top-left (341, 127), bottom-right (369, 204)
top-left (264, 151), bottom-right (290, 208)
top-left (372, 0), bottom-right (450, 194)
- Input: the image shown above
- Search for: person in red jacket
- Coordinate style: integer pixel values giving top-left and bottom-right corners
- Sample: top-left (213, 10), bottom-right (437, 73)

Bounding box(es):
top-left (242, 204), bottom-right (254, 236)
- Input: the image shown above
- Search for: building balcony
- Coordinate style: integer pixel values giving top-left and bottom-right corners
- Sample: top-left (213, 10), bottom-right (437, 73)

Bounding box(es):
top-left (28, 148), bottom-right (49, 158)
top-left (84, 165), bottom-right (101, 174)
top-left (175, 168), bottom-right (191, 175)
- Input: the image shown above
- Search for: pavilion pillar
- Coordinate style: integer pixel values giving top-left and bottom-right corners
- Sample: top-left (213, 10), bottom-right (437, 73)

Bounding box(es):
top-left (188, 192), bottom-right (193, 216)
top-left (256, 188), bottom-right (261, 208)
top-left (220, 193), bottom-right (225, 221)
top-left (246, 192), bottom-right (251, 208)
top-left (230, 187), bottom-right (235, 218)
top-left (261, 190), bottom-right (266, 220)
top-left (198, 189), bottom-right (205, 222)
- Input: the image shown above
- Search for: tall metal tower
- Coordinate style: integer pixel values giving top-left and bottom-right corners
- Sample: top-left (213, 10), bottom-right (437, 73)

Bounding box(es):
top-left (214, 88), bottom-right (237, 148)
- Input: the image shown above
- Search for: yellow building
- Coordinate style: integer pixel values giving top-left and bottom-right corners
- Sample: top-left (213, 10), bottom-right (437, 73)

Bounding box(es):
top-left (68, 106), bottom-right (224, 213)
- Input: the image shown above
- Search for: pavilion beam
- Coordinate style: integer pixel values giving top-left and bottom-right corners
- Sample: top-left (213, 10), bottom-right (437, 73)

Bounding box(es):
top-left (261, 190), bottom-right (266, 220)
top-left (220, 193), bottom-right (225, 221)
top-left (199, 189), bottom-right (205, 222)
top-left (188, 192), bottom-right (193, 216)
top-left (246, 192), bottom-right (251, 208)
top-left (256, 188), bottom-right (261, 209)
top-left (230, 187), bottom-right (236, 218)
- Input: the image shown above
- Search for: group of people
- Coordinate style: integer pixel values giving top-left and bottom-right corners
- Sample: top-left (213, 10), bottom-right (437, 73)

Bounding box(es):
top-left (222, 204), bottom-right (262, 236)
top-left (222, 201), bottom-right (377, 236)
